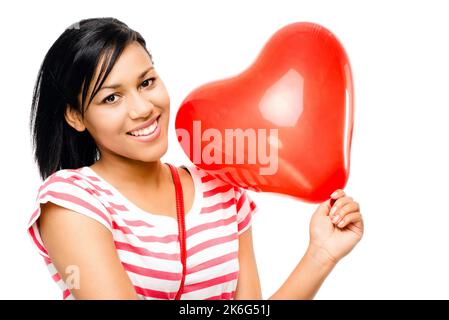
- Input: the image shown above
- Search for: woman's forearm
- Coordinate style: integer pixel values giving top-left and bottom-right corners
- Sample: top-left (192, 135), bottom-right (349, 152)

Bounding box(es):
top-left (268, 246), bottom-right (337, 300)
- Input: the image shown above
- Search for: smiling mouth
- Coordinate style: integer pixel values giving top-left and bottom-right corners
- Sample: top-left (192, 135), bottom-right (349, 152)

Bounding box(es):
top-left (126, 115), bottom-right (161, 137)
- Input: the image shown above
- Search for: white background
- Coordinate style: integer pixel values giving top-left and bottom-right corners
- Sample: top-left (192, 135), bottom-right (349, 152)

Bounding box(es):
top-left (1, 0), bottom-right (448, 299)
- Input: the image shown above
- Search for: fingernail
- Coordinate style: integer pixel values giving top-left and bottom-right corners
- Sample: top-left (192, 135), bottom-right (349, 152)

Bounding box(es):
top-left (338, 220), bottom-right (345, 228)
top-left (331, 191), bottom-right (339, 198)
top-left (332, 215), bottom-right (340, 224)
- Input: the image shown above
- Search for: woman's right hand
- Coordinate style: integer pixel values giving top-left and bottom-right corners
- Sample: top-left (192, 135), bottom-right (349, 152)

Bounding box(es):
top-left (308, 189), bottom-right (364, 264)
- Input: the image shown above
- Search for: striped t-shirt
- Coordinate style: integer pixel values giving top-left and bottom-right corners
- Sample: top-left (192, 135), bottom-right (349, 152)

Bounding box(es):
top-left (26, 164), bottom-right (257, 300)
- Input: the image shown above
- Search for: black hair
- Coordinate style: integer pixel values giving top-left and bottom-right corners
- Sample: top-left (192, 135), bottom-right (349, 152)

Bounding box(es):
top-left (29, 17), bottom-right (152, 180)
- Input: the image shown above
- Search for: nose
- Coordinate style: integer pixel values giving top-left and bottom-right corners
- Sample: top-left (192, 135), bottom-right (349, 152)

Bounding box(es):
top-left (128, 91), bottom-right (155, 119)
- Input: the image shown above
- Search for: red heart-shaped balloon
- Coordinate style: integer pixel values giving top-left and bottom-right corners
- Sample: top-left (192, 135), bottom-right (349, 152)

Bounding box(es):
top-left (175, 22), bottom-right (354, 203)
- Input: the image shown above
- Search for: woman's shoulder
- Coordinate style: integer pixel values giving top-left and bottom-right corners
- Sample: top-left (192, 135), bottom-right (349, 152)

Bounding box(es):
top-left (179, 163), bottom-right (235, 190)
top-left (39, 166), bottom-right (97, 192)
top-left (179, 164), bottom-right (258, 235)
top-left (180, 163), bottom-right (256, 204)
top-left (178, 163), bottom-right (220, 180)
top-left (29, 166), bottom-right (113, 241)
top-left (34, 166), bottom-right (107, 214)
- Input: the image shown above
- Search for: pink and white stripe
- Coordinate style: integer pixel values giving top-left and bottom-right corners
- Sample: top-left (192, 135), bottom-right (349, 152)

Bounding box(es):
top-left (27, 164), bottom-right (257, 300)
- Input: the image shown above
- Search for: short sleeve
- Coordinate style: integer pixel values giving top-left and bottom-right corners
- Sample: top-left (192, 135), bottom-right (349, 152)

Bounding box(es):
top-left (235, 187), bottom-right (258, 235)
top-left (26, 170), bottom-right (113, 259)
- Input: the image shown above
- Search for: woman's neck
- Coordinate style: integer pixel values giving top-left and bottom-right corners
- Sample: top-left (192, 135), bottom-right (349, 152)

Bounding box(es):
top-left (90, 157), bottom-right (170, 192)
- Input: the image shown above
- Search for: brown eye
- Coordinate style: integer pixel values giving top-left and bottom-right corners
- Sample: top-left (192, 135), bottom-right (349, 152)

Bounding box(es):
top-left (141, 77), bottom-right (156, 88)
top-left (103, 94), bottom-right (117, 104)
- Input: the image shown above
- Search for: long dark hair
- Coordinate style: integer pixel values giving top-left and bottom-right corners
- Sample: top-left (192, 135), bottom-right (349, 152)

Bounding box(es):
top-left (30, 17), bottom-right (152, 180)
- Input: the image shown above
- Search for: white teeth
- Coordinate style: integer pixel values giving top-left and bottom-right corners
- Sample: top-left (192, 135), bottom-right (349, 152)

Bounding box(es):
top-left (129, 119), bottom-right (158, 137)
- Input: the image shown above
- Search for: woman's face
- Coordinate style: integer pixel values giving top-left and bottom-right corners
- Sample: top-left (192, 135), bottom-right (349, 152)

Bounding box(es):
top-left (71, 42), bottom-right (170, 164)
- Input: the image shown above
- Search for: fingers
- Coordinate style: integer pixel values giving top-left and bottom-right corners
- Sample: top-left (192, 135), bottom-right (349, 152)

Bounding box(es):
top-left (327, 189), bottom-right (363, 230)
top-left (329, 195), bottom-right (353, 217)
top-left (317, 189), bottom-right (350, 218)
top-left (330, 189), bottom-right (345, 200)
top-left (330, 189), bottom-right (345, 208)
top-left (331, 201), bottom-right (360, 227)
top-left (334, 211), bottom-right (363, 229)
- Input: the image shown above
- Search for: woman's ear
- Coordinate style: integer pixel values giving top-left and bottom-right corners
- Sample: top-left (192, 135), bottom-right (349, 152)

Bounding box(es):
top-left (64, 105), bottom-right (86, 132)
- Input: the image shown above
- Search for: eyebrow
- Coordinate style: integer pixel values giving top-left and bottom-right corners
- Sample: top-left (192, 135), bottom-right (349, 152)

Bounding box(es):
top-left (99, 66), bottom-right (154, 91)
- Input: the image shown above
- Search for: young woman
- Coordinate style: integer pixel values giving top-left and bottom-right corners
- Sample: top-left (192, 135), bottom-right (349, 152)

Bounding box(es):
top-left (27, 17), bottom-right (364, 300)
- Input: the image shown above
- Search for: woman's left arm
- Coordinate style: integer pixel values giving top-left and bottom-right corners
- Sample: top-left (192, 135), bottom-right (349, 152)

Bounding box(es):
top-left (234, 225), bottom-right (335, 300)
top-left (235, 189), bottom-right (364, 300)
top-left (234, 227), bottom-right (263, 299)
top-left (271, 189), bottom-right (364, 299)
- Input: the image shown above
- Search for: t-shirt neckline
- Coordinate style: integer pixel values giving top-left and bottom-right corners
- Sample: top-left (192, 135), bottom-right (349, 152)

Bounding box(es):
top-left (80, 164), bottom-right (202, 226)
